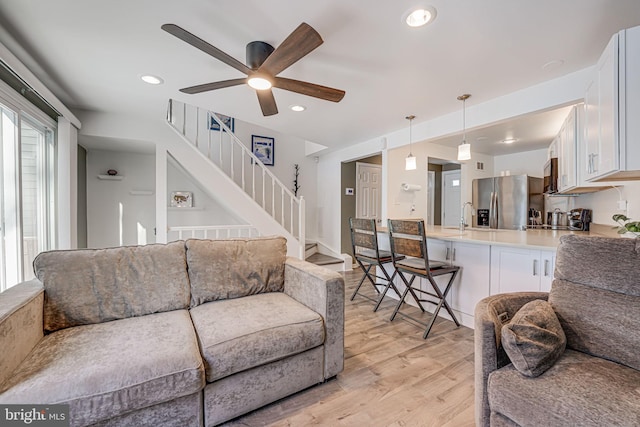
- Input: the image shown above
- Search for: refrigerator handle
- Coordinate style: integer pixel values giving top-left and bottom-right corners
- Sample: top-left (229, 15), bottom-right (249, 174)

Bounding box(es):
top-left (490, 191), bottom-right (498, 229)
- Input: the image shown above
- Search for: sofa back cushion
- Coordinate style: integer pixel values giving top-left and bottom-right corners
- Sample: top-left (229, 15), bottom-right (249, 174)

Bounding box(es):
top-left (186, 236), bottom-right (286, 306)
top-left (549, 234), bottom-right (640, 370)
top-left (34, 241), bottom-right (190, 332)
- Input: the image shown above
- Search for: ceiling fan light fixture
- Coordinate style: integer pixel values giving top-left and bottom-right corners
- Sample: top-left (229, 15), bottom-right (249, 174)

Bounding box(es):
top-left (140, 74), bottom-right (164, 85)
top-left (248, 75), bottom-right (273, 90)
top-left (404, 6), bottom-right (437, 27)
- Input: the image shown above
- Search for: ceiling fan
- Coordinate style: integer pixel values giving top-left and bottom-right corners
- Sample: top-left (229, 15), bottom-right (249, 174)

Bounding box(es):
top-left (161, 22), bottom-right (346, 116)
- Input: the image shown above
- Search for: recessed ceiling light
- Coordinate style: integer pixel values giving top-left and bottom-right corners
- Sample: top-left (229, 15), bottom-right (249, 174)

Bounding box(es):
top-left (541, 59), bottom-right (565, 71)
top-left (503, 138), bottom-right (517, 144)
top-left (290, 105), bottom-right (306, 112)
top-left (140, 75), bottom-right (164, 85)
top-left (403, 6), bottom-right (437, 27)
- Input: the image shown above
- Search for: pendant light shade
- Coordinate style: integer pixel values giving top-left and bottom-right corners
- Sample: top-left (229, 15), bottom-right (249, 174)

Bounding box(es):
top-left (457, 143), bottom-right (471, 161)
top-left (457, 94), bottom-right (471, 161)
top-left (405, 114), bottom-right (416, 170)
top-left (405, 155), bottom-right (417, 170)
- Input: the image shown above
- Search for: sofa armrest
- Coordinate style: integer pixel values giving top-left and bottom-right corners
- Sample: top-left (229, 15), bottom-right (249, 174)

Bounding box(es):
top-left (0, 279), bottom-right (44, 389)
top-left (474, 292), bottom-right (548, 427)
top-left (284, 257), bottom-right (344, 379)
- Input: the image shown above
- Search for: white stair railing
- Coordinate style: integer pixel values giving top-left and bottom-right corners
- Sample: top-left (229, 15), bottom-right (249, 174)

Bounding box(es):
top-left (168, 225), bottom-right (260, 242)
top-left (166, 99), bottom-right (305, 255)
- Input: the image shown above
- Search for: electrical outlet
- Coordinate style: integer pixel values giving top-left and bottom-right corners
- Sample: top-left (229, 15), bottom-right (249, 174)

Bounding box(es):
top-left (618, 200), bottom-right (627, 210)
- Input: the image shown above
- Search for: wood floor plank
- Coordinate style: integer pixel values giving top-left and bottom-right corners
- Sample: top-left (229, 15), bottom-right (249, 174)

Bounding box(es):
top-left (223, 269), bottom-right (476, 426)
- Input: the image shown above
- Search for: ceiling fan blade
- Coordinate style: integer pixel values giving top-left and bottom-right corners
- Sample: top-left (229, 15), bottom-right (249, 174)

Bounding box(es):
top-left (179, 78), bottom-right (247, 94)
top-left (258, 23), bottom-right (323, 76)
top-left (162, 24), bottom-right (251, 75)
top-left (274, 77), bottom-right (345, 102)
top-left (256, 89), bottom-right (278, 116)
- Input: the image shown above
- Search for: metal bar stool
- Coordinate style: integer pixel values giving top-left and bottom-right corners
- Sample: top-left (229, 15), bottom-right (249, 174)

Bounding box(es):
top-left (349, 218), bottom-right (403, 311)
top-left (387, 219), bottom-right (461, 339)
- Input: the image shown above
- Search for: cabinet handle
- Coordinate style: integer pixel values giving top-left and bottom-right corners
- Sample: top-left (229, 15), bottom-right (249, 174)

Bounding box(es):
top-left (452, 248), bottom-right (456, 262)
top-left (544, 259), bottom-right (550, 277)
top-left (445, 247), bottom-right (450, 260)
top-left (533, 259), bottom-right (538, 276)
top-left (592, 153), bottom-right (598, 173)
top-left (588, 153), bottom-right (594, 174)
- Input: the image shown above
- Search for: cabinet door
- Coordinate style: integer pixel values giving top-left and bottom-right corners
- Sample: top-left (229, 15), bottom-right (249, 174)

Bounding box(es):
top-left (585, 33), bottom-right (619, 181)
top-left (449, 242), bottom-right (491, 316)
top-left (426, 238), bottom-right (450, 263)
top-left (559, 108), bottom-right (577, 191)
top-left (540, 251), bottom-right (556, 292)
top-left (490, 247), bottom-right (541, 293)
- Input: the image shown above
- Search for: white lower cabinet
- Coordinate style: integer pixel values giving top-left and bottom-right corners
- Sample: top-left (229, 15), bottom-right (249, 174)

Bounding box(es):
top-left (426, 239), bottom-right (491, 328)
top-left (490, 246), bottom-right (555, 294)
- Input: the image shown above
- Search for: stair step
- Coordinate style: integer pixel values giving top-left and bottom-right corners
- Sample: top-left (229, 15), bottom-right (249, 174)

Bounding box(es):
top-left (306, 253), bottom-right (344, 266)
top-left (305, 243), bottom-right (317, 251)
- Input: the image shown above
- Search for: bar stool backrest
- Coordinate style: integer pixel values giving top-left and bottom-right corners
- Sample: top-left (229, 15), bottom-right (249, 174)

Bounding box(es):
top-left (388, 219), bottom-right (434, 272)
top-left (350, 218), bottom-right (380, 258)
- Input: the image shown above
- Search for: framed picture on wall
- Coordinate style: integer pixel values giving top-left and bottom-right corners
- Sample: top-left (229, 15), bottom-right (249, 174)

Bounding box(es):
top-left (209, 113), bottom-right (234, 132)
top-left (170, 191), bottom-right (193, 208)
top-left (251, 135), bottom-right (275, 166)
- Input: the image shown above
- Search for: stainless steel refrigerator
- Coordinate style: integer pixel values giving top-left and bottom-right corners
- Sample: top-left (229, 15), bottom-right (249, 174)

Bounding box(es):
top-left (472, 175), bottom-right (544, 230)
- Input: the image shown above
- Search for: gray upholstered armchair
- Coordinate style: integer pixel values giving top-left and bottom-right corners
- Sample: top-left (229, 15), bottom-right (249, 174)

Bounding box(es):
top-left (475, 234), bottom-right (640, 427)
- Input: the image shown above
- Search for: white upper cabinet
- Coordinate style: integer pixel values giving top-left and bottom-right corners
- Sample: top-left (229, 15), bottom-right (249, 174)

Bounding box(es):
top-left (557, 105), bottom-right (608, 194)
top-left (558, 107), bottom-right (577, 192)
top-left (584, 25), bottom-right (640, 182)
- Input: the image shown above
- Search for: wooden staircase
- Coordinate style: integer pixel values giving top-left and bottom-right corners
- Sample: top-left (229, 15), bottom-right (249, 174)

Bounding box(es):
top-left (305, 242), bottom-right (345, 271)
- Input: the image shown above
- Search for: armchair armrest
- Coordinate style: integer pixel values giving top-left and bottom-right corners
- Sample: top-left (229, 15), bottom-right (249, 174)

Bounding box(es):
top-left (284, 257), bottom-right (344, 379)
top-left (474, 292), bottom-right (548, 427)
top-left (0, 280), bottom-right (44, 389)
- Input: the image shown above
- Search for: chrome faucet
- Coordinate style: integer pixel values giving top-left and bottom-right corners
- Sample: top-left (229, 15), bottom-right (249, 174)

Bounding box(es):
top-left (460, 202), bottom-right (474, 232)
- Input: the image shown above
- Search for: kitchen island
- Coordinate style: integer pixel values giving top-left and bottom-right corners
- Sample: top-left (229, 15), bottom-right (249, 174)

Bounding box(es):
top-left (374, 223), bottom-right (614, 329)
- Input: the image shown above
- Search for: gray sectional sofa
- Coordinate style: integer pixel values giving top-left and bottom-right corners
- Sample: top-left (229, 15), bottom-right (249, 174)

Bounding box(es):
top-left (475, 234), bottom-right (640, 426)
top-left (0, 236), bottom-right (345, 426)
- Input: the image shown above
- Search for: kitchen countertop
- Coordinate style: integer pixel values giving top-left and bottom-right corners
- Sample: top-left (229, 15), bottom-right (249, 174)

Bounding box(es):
top-left (378, 223), bottom-right (618, 251)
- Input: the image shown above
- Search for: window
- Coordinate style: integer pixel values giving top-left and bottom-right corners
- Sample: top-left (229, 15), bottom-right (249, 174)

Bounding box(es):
top-left (0, 99), bottom-right (56, 291)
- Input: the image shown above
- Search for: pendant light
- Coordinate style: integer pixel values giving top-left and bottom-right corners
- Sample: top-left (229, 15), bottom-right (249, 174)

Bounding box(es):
top-left (405, 115), bottom-right (417, 170)
top-left (457, 94), bottom-right (471, 161)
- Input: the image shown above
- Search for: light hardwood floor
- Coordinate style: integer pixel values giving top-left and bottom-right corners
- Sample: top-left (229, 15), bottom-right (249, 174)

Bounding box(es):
top-left (225, 269), bottom-right (476, 427)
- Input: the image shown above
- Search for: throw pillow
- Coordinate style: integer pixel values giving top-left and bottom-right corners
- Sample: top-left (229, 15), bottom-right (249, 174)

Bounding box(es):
top-left (501, 299), bottom-right (566, 377)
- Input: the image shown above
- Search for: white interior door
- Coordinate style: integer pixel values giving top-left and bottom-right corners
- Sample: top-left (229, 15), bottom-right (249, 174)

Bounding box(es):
top-left (356, 162), bottom-right (382, 225)
top-left (442, 170), bottom-right (461, 227)
top-left (427, 171), bottom-right (435, 226)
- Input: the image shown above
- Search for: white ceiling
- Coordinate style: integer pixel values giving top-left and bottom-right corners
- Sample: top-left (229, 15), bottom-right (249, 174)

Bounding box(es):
top-left (0, 0), bottom-right (639, 155)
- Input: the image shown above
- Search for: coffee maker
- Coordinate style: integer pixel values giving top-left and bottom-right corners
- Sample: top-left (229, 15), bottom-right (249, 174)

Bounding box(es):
top-left (568, 208), bottom-right (592, 231)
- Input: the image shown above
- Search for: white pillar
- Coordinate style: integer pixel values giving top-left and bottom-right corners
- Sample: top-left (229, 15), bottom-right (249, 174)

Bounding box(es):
top-left (155, 144), bottom-right (168, 243)
top-left (57, 117), bottom-right (78, 249)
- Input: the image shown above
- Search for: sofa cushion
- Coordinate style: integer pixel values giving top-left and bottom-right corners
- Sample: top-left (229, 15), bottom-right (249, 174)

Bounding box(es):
top-left (501, 299), bottom-right (566, 377)
top-left (550, 235), bottom-right (640, 372)
top-left (190, 292), bottom-right (325, 382)
top-left (549, 279), bottom-right (640, 372)
top-left (488, 349), bottom-right (640, 426)
top-left (186, 237), bottom-right (286, 306)
top-left (34, 241), bottom-right (190, 332)
top-left (0, 310), bottom-right (205, 427)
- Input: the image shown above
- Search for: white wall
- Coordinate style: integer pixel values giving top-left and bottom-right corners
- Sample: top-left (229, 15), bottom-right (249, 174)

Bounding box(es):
top-left (233, 119), bottom-right (319, 239)
top-left (574, 182), bottom-right (640, 225)
top-left (86, 150), bottom-right (156, 248)
top-left (167, 160), bottom-right (241, 227)
top-left (493, 149), bottom-right (547, 178)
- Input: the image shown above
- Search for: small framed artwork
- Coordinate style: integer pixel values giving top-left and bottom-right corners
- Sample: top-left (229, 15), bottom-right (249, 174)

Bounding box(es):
top-left (209, 113), bottom-right (234, 132)
top-left (252, 135), bottom-right (275, 166)
top-left (170, 191), bottom-right (193, 208)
